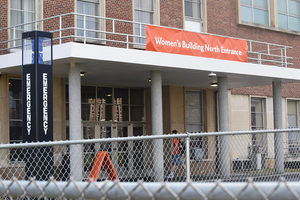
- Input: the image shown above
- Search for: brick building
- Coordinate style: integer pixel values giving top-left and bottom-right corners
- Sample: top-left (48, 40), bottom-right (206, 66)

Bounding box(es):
top-left (0, 0), bottom-right (300, 181)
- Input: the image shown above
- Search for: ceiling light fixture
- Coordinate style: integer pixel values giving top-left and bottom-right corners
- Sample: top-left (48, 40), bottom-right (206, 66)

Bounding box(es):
top-left (211, 82), bottom-right (218, 87)
top-left (80, 72), bottom-right (86, 77)
top-left (148, 78), bottom-right (152, 82)
top-left (208, 72), bottom-right (216, 77)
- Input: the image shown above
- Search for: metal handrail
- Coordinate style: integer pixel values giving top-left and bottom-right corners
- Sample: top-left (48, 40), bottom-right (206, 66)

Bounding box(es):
top-left (0, 12), bottom-right (293, 67)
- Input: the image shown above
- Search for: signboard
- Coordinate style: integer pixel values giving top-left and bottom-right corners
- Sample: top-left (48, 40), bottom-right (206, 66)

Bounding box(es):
top-left (146, 25), bottom-right (248, 62)
top-left (22, 31), bottom-right (53, 180)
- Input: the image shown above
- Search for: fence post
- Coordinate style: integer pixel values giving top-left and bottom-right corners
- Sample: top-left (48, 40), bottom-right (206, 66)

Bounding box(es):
top-left (186, 133), bottom-right (190, 182)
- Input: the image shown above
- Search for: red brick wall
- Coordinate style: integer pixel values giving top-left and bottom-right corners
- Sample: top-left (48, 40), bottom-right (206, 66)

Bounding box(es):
top-left (0, 0), bottom-right (8, 55)
top-left (106, 0), bottom-right (133, 48)
top-left (106, 0), bottom-right (132, 21)
top-left (43, 0), bottom-right (75, 44)
top-left (206, 0), bottom-right (300, 98)
top-left (160, 0), bottom-right (183, 29)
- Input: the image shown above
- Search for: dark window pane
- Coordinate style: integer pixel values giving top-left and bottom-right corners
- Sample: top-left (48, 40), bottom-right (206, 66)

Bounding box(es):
top-left (81, 86), bottom-right (96, 103)
top-left (9, 121), bottom-right (22, 142)
top-left (97, 87), bottom-right (112, 104)
top-left (65, 85), bottom-right (69, 102)
top-left (82, 103), bottom-right (96, 121)
top-left (9, 99), bottom-right (22, 119)
top-left (114, 88), bottom-right (128, 104)
top-left (9, 79), bottom-right (22, 99)
top-left (105, 105), bottom-right (113, 121)
top-left (66, 103), bottom-right (69, 120)
top-left (130, 89), bottom-right (144, 105)
top-left (131, 106), bottom-right (143, 121)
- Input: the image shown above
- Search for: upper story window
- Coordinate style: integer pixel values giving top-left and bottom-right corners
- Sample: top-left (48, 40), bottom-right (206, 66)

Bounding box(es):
top-left (278, 0), bottom-right (300, 32)
top-left (239, 0), bottom-right (300, 33)
top-left (10, 0), bottom-right (36, 47)
top-left (134, 0), bottom-right (154, 44)
top-left (241, 0), bottom-right (269, 26)
top-left (77, 0), bottom-right (100, 38)
top-left (184, 0), bottom-right (203, 32)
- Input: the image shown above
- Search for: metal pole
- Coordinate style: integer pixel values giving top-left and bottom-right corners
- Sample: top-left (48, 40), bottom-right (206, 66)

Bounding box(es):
top-left (186, 133), bottom-right (190, 182)
top-left (59, 16), bottom-right (62, 44)
top-left (84, 15), bottom-right (86, 44)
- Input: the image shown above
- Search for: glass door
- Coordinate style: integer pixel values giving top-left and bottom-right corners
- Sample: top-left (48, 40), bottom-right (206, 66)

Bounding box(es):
top-left (82, 123), bottom-right (111, 173)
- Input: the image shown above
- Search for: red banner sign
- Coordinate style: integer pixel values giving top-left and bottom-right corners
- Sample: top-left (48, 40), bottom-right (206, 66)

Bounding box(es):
top-left (146, 25), bottom-right (248, 62)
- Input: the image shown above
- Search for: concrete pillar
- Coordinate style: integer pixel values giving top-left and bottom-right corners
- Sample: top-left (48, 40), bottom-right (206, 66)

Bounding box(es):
top-left (151, 71), bottom-right (164, 182)
top-left (273, 81), bottom-right (284, 174)
top-left (69, 63), bottom-right (83, 181)
top-left (218, 77), bottom-right (230, 178)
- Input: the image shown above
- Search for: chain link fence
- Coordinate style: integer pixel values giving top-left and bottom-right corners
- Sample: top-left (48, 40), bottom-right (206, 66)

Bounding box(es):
top-left (1, 177), bottom-right (300, 199)
top-left (1, 128), bottom-right (300, 183)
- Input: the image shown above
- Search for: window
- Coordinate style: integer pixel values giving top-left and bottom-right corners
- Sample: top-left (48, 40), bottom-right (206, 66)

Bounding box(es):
top-left (251, 98), bottom-right (265, 146)
top-left (9, 78), bottom-right (23, 161)
top-left (77, 0), bottom-right (100, 38)
top-left (239, 0), bottom-right (300, 33)
top-left (184, 0), bottom-right (203, 32)
top-left (287, 100), bottom-right (300, 155)
top-left (10, 0), bottom-right (36, 47)
top-left (278, 0), bottom-right (300, 32)
top-left (241, 0), bottom-right (269, 26)
top-left (185, 90), bottom-right (205, 160)
top-left (134, 0), bottom-right (154, 44)
top-left (66, 86), bottom-right (144, 122)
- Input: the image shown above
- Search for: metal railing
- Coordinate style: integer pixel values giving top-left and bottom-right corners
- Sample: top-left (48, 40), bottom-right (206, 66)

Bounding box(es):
top-left (0, 13), bottom-right (293, 67)
top-left (0, 128), bottom-right (300, 183)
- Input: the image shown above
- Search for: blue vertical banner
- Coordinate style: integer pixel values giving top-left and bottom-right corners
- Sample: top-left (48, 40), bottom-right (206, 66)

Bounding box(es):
top-left (22, 31), bottom-right (53, 180)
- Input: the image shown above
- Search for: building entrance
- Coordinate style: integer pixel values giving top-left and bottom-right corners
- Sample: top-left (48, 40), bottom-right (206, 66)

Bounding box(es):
top-left (82, 122), bottom-right (145, 180)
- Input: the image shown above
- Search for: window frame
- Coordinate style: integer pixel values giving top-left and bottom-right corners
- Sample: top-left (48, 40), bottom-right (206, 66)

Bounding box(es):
top-left (9, 0), bottom-right (36, 49)
top-left (66, 86), bottom-right (145, 123)
top-left (277, 0), bottom-right (300, 32)
top-left (185, 89), bottom-right (207, 160)
top-left (250, 97), bottom-right (266, 147)
top-left (286, 99), bottom-right (300, 156)
top-left (240, 0), bottom-right (270, 26)
top-left (184, 0), bottom-right (207, 33)
top-left (238, 0), bottom-right (300, 35)
top-left (133, 0), bottom-right (159, 46)
top-left (75, 0), bottom-right (106, 43)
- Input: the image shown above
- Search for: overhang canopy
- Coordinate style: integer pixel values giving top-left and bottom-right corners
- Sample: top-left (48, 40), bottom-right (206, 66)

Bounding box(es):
top-left (1, 42), bottom-right (300, 89)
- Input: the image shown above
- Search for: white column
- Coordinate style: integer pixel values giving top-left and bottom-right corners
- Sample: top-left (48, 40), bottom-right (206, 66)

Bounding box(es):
top-left (273, 81), bottom-right (284, 174)
top-left (218, 77), bottom-right (230, 178)
top-left (151, 71), bottom-right (164, 182)
top-left (69, 63), bottom-right (83, 181)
